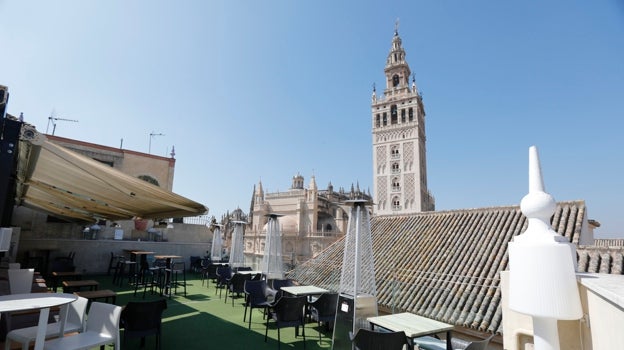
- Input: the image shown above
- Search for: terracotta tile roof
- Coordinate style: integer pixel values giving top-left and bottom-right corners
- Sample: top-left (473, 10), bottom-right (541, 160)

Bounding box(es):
top-left (287, 200), bottom-right (587, 335)
top-left (577, 246), bottom-right (624, 274)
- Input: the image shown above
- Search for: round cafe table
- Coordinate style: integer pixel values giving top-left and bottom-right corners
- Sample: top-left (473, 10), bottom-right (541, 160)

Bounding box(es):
top-left (0, 293), bottom-right (77, 350)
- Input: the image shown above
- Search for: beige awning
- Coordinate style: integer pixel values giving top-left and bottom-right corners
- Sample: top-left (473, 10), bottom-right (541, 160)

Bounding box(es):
top-left (14, 136), bottom-right (207, 222)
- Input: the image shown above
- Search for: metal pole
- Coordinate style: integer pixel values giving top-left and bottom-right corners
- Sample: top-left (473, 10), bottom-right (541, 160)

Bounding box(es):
top-left (352, 204), bottom-right (361, 337)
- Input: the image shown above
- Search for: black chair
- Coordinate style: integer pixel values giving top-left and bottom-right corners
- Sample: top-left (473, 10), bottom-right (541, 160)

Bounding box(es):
top-left (264, 295), bottom-right (307, 349)
top-left (121, 298), bottom-right (167, 350)
top-left (200, 260), bottom-right (217, 287)
top-left (243, 279), bottom-right (273, 329)
top-left (215, 266), bottom-right (231, 298)
top-left (135, 259), bottom-right (166, 298)
top-left (457, 334), bottom-right (496, 350)
top-left (113, 258), bottom-right (137, 286)
top-left (308, 292), bottom-right (338, 341)
top-left (50, 258), bottom-right (75, 273)
top-left (270, 278), bottom-right (294, 290)
top-left (189, 256), bottom-right (202, 274)
top-left (351, 329), bottom-right (411, 350)
top-left (225, 273), bottom-right (252, 306)
top-left (267, 278), bottom-right (294, 299)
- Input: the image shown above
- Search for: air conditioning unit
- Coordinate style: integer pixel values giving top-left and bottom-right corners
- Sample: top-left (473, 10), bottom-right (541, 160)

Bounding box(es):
top-left (20, 123), bottom-right (43, 144)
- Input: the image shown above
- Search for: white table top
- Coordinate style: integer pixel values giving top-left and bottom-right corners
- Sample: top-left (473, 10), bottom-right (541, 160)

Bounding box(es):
top-left (281, 285), bottom-right (329, 296)
top-left (236, 270), bottom-right (262, 275)
top-left (367, 312), bottom-right (454, 338)
top-left (0, 293), bottom-right (77, 313)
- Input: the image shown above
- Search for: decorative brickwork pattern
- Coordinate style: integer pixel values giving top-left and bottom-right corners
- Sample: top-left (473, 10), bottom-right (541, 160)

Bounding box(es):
top-left (403, 141), bottom-right (414, 163)
top-left (377, 177), bottom-right (387, 209)
top-left (404, 173), bottom-right (415, 203)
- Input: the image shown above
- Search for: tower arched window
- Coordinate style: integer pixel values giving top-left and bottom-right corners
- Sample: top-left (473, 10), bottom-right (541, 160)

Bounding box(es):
top-left (375, 114), bottom-right (380, 128)
top-left (392, 177), bottom-right (401, 192)
top-left (408, 108), bottom-right (414, 122)
top-left (391, 105), bottom-right (398, 124)
top-left (401, 109), bottom-right (406, 123)
top-left (390, 146), bottom-right (400, 159)
top-left (392, 196), bottom-right (401, 211)
top-left (391, 162), bottom-right (400, 174)
top-left (382, 113), bottom-right (387, 126)
top-left (392, 74), bottom-right (400, 87)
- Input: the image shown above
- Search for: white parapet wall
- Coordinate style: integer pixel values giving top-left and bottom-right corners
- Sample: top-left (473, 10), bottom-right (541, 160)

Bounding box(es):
top-left (501, 271), bottom-right (624, 350)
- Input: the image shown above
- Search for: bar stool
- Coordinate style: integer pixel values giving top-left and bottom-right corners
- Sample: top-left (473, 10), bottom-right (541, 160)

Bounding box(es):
top-left (135, 258), bottom-right (166, 298)
top-left (113, 259), bottom-right (137, 286)
top-left (165, 261), bottom-right (187, 297)
top-left (107, 252), bottom-right (123, 276)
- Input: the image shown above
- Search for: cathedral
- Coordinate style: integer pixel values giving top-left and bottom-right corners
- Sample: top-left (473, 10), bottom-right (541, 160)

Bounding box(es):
top-left (241, 174), bottom-right (370, 269)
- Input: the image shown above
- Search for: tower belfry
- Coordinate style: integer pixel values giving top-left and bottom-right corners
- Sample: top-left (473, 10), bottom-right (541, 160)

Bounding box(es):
top-left (371, 25), bottom-right (434, 214)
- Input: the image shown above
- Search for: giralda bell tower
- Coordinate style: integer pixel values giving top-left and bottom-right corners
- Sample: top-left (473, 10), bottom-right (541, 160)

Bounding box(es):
top-left (372, 24), bottom-right (434, 215)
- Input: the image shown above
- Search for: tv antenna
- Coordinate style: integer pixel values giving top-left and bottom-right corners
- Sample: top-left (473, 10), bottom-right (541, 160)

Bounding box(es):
top-left (46, 111), bottom-right (78, 135)
top-left (149, 131), bottom-right (165, 154)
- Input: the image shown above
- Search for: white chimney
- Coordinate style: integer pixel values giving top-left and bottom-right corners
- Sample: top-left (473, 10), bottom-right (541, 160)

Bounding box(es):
top-left (508, 146), bottom-right (582, 350)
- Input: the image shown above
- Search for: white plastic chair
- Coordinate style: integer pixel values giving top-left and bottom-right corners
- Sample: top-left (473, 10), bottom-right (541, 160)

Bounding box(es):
top-left (8, 262), bottom-right (21, 269)
top-left (8, 268), bottom-right (34, 294)
top-left (5, 296), bottom-right (89, 350)
top-left (43, 302), bottom-right (122, 350)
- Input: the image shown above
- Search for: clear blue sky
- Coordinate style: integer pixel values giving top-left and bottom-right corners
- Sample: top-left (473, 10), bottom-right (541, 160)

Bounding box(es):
top-left (1, 1), bottom-right (623, 237)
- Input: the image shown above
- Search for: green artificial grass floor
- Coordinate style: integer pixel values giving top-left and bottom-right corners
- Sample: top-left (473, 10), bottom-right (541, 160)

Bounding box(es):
top-left (88, 272), bottom-right (334, 350)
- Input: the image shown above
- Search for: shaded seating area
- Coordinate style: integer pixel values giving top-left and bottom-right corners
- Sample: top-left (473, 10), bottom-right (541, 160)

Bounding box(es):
top-left (0, 268), bottom-right (501, 350)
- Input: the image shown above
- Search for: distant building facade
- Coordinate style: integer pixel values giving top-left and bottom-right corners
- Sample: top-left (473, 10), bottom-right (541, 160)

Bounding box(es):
top-left (11, 132), bottom-right (180, 240)
top-left (372, 28), bottom-right (434, 214)
top-left (47, 134), bottom-right (176, 191)
top-left (242, 174), bottom-right (371, 269)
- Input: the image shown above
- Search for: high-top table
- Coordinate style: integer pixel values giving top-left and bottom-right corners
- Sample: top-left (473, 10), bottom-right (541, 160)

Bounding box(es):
top-left (0, 293), bottom-right (77, 350)
top-left (131, 251), bottom-right (155, 283)
top-left (367, 312), bottom-right (455, 350)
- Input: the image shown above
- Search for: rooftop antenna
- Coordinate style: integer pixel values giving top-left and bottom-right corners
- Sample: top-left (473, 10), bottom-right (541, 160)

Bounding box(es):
top-left (46, 111), bottom-right (78, 135)
top-left (148, 131), bottom-right (165, 154)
